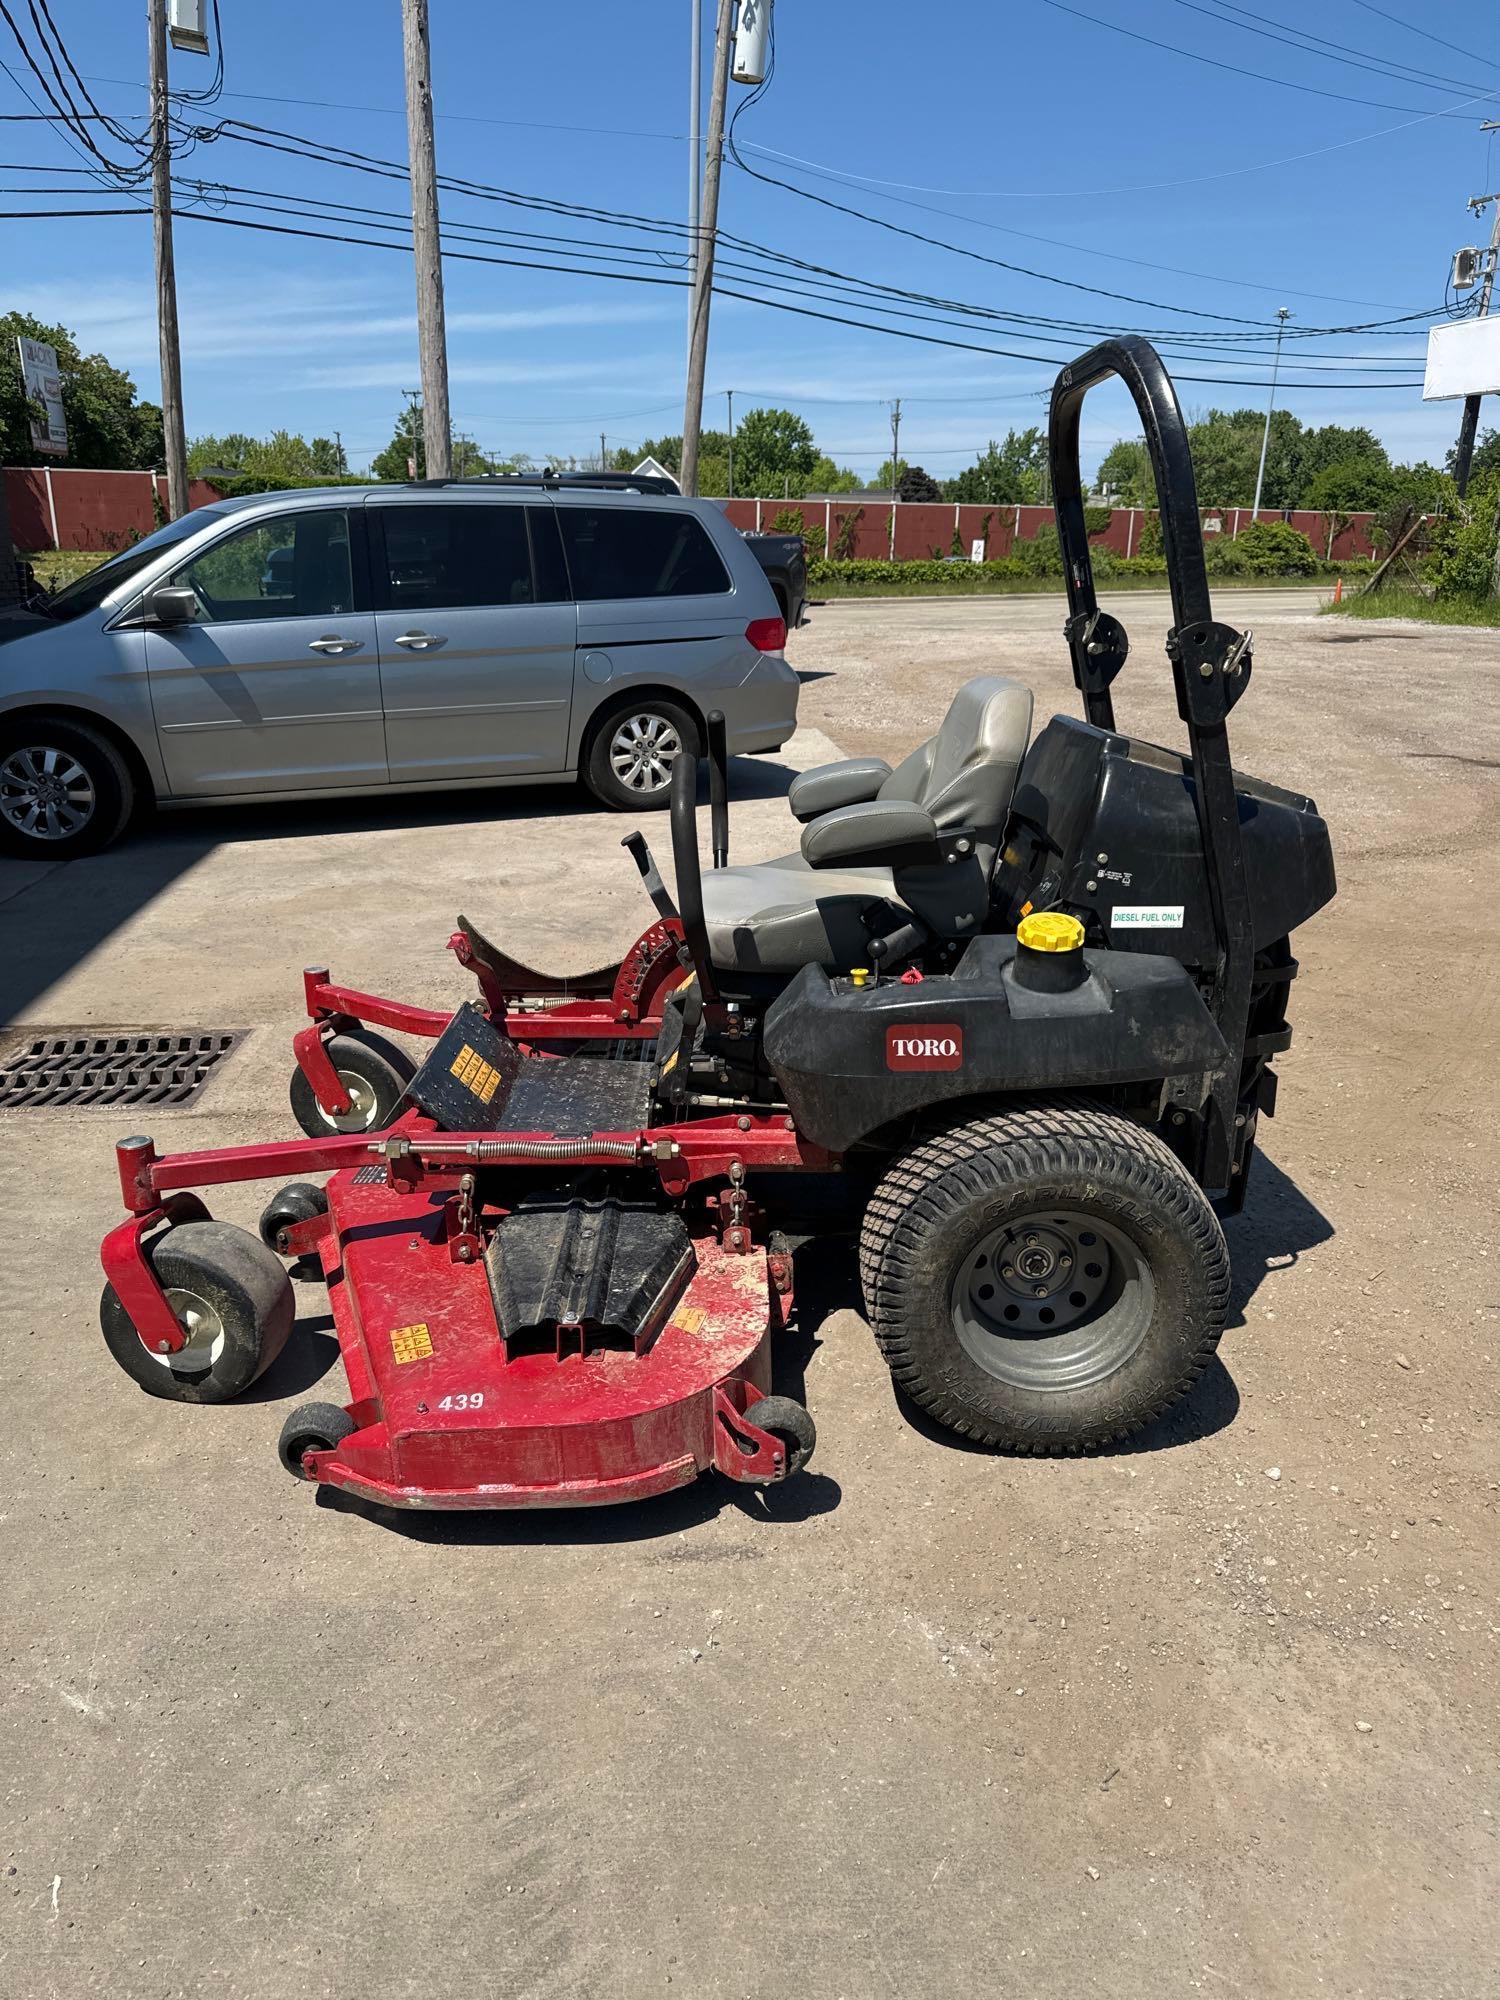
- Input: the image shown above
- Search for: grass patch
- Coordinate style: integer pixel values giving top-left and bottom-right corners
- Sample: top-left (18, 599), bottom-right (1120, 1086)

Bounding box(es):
top-left (26, 549), bottom-right (112, 590)
top-left (1323, 588), bottom-right (1500, 629)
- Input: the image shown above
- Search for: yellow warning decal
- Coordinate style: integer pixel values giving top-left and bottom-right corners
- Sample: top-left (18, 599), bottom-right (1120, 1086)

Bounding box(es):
top-left (661, 1050), bottom-right (679, 1077)
top-left (674, 1305), bottom-right (707, 1334)
top-left (449, 1042), bottom-right (503, 1105)
top-left (390, 1321), bottom-right (434, 1364)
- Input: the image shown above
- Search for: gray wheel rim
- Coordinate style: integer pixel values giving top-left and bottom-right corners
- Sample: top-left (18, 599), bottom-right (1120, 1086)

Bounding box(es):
top-left (950, 1209), bottom-right (1154, 1392)
top-left (0, 744), bottom-right (96, 840)
top-left (608, 712), bottom-right (681, 795)
top-left (146, 1285), bottom-right (226, 1374)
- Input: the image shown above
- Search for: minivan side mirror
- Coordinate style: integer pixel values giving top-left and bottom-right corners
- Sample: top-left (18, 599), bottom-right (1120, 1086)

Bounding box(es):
top-left (144, 585), bottom-right (198, 626)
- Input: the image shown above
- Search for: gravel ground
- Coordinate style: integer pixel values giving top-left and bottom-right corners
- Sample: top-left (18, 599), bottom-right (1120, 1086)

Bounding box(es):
top-left (1, 588), bottom-right (1495, 1999)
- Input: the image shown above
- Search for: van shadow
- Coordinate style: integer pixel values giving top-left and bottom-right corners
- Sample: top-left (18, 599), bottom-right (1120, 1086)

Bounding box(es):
top-left (0, 753), bottom-right (800, 1026)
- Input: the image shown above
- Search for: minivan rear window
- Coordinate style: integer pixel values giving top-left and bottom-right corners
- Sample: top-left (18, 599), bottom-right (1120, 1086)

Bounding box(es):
top-left (558, 508), bottom-right (730, 601)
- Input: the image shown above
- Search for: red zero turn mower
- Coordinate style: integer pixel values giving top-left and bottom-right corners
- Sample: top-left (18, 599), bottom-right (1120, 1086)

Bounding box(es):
top-left (98, 341), bottom-right (1335, 1511)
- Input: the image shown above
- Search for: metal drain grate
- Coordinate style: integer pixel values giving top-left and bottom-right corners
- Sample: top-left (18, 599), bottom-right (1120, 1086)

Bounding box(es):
top-left (0, 1030), bottom-right (246, 1110)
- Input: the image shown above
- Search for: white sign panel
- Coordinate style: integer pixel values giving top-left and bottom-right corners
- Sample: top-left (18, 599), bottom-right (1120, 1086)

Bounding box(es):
top-left (17, 336), bottom-right (66, 456)
top-left (1423, 317), bottom-right (1500, 401)
top-left (969, 537), bottom-right (986, 564)
top-left (168, 0), bottom-right (210, 54)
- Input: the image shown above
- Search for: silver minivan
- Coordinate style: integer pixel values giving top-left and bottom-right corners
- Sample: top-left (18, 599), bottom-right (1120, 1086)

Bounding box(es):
top-left (0, 477), bottom-right (800, 857)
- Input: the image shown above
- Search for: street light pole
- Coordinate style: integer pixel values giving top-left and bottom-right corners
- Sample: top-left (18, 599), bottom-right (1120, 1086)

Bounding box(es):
top-left (888, 398), bottom-right (901, 559)
top-left (726, 388), bottom-right (734, 498)
top-left (1251, 307), bottom-right (1291, 520)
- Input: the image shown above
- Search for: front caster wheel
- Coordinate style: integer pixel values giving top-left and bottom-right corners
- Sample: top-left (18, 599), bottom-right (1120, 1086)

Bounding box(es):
top-left (288, 1029), bottom-right (415, 1136)
top-left (747, 1394), bottom-right (817, 1478)
top-left (258, 1181), bottom-right (329, 1272)
top-left (99, 1221), bottom-right (295, 1404)
top-left (860, 1099), bottom-right (1230, 1455)
top-left (277, 1401), bottom-right (356, 1480)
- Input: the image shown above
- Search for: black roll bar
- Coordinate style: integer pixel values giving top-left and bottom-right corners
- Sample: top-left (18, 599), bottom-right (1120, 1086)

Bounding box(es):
top-left (1048, 336), bottom-right (1256, 1192)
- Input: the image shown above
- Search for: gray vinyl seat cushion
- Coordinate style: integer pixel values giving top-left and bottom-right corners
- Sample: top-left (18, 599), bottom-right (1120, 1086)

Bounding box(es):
top-left (701, 853), bottom-right (904, 973)
top-left (701, 675), bottom-right (1034, 973)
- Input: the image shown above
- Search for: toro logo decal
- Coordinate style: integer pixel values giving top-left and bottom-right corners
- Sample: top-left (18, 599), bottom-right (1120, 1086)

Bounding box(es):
top-left (885, 1023), bottom-right (964, 1071)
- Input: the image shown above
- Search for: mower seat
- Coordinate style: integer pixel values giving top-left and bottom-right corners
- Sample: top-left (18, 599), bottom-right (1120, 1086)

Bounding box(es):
top-left (702, 675), bottom-right (1034, 973)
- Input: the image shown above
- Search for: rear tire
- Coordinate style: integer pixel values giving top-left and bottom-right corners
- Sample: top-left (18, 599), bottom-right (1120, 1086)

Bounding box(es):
top-left (860, 1100), bottom-right (1229, 1454)
top-left (583, 698), bottom-right (699, 812)
top-left (100, 1220), bottom-right (295, 1404)
top-left (0, 716), bottom-right (134, 859)
top-left (747, 1394), bottom-right (817, 1478)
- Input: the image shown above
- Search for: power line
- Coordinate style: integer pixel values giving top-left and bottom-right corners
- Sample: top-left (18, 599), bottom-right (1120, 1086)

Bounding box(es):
top-left (0, 203), bottom-right (1426, 387)
top-left (1343, 1), bottom-right (1500, 71)
top-left (1036, 0), bottom-right (1486, 116)
top-left (1161, 0), bottom-right (1495, 99)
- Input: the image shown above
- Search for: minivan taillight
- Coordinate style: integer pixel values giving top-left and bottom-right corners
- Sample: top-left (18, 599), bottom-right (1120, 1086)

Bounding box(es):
top-left (745, 615), bottom-right (787, 654)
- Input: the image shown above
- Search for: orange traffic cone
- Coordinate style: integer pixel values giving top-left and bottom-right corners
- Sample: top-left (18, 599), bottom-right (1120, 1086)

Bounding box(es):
top-left (1333, 576), bottom-right (1343, 603)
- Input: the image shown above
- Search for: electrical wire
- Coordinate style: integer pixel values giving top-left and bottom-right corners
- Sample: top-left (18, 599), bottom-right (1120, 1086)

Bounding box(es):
top-left (1161, 0), bottom-right (1496, 99)
top-left (0, 200), bottom-right (1426, 389)
top-left (1343, 1), bottom-right (1500, 71)
top-left (1036, 0), bottom-right (1484, 116)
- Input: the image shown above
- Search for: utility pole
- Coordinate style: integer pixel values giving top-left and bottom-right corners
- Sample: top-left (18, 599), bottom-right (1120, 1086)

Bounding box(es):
top-left (401, 0), bottom-right (451, 480)
top-left (147, 0), bottom-right (188, 519)
top-left (686, 0), bottom-right (702, 372)
top-left (333, 429), bottom-right (345, 475)
top-left (681, 0), bottom-right (733, 497)
top-left (1450, 160), bottom-right (1500, 496)
top-left (888, 398), bottom-right (902, 559)
top-left (726, 388), bottom-right (734, 498)
top-left (599, 431), bottom-right (608, 473)
top-left (1251, 307), bottom-right (1291, 520)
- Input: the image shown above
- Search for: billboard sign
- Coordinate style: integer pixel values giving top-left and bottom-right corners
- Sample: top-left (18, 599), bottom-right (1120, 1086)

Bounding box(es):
top-left (1423, 317), bottom-right (1500, 401)
top-left (16, 336), bottom-right (67, 456)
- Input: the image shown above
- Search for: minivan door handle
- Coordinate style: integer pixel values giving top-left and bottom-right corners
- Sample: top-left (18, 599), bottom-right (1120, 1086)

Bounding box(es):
top-left (394, 630), bottom-right (445, 651)
top-left (308, 634), bottom-right (363, 655)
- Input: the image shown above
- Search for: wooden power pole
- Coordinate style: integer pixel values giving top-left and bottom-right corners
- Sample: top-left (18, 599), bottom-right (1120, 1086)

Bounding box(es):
top-left (148, 0), bottom-right (189, 520)
top-left (402, 0), bottom-right (451, 480)
top-left (680, 0), bottom-right (733, 497)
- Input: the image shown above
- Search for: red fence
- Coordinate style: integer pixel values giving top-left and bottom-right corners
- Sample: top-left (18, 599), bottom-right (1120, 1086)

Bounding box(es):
top-left (3, 465), bottom-right (1379, 564)
top-left (721, 497), bottom-right (1377, 563)
top-left (4, 466), bottom-right (224, 553)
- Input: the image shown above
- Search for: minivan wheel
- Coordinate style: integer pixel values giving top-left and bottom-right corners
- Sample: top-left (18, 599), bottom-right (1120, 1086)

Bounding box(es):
top-left (584, 699), bottom-right (700, 811)
top-left (0, 717), bottom-right (134, 858)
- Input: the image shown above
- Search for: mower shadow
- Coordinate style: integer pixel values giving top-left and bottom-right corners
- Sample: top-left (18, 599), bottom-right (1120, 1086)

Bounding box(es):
top-left (1220, 1152), bottom-right (1335, 1328)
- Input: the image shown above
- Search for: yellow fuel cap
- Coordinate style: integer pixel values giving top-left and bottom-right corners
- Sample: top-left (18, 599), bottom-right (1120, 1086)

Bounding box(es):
top-left (1017, 911), bottom-right (1085, 953)
top-left (849, 966), bottom-right (871, 987)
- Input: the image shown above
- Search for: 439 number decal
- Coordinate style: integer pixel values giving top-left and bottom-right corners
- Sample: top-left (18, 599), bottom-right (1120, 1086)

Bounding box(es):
top-left (437, 1392), bottom-right (485, 1411)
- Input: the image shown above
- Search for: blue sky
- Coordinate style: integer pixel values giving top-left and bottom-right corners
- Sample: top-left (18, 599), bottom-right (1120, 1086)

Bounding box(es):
top-left (4, 0), bottom-right (1499, 477)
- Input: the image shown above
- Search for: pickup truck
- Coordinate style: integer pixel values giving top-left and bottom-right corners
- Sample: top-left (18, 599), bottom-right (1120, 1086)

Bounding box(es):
top-left (741, 531), bottom-right (808, 631)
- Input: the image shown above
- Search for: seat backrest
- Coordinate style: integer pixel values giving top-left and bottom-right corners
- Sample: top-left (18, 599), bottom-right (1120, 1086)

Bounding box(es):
top-left (879, 675), bottom-right (1033, 861)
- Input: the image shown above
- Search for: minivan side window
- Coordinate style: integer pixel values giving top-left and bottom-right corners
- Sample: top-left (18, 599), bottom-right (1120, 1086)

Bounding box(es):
top-left (558, 508), bottom-right (731, 601)
top-left (374, 505), bottom-right (535, 612)
top-left (175, 510), bottom-right (353, 622)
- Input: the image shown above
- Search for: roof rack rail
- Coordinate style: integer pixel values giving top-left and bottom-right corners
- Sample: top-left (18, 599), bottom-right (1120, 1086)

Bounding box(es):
top-left (399, 470), bottom-right (681, 496)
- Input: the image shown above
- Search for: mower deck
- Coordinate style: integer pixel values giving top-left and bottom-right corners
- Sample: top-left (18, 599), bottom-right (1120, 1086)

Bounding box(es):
top-left (309, 1160), bottom-right (784, 1510)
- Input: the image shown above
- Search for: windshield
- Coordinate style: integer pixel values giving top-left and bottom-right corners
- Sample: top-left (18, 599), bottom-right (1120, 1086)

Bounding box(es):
top-left (41, 513), bottom-right (209, 622)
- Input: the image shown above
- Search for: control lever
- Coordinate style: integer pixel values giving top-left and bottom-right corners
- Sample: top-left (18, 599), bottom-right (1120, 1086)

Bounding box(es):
top-left (620, 830), bottom-right (679, 922)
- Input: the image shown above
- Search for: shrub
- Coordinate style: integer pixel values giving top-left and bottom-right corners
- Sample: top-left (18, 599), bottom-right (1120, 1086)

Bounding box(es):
top-left (1427, 470), bottom-right (1499, 599)
top-left (1228, 520), bottom-right (1317, 575)
top-left (1083, 505), bottom-right (1112, 536)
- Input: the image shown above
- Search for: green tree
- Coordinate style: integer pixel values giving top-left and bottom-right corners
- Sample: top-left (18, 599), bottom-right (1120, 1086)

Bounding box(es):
top-left (1303, 457), bottom-right (1399, 513)
top-left (874, 457), bottom-right (910, 492)
top-left (372, 405), bottom-right (423, 481)
top-left (1290, 422), bottom-right (1386, 500)
top-left (1447, 427), bottom-right (1500, 483)
top-left (943, 428), bottom-right (1047, 505)
top-left (731, 407), bottom-right (818, 497)
top-left (0, 310), bottom-right (162, 467)
top-left (805, 453), bottom-right (861, 493)
top-left (897, 463), bottom-right (942, 502)
top-left (1095, 438), bottom-right (1153, 506)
